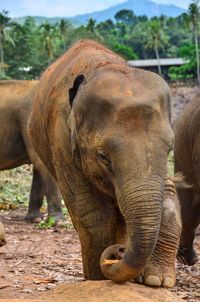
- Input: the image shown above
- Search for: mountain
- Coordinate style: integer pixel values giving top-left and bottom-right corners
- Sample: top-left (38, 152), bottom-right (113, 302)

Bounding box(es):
top-left (12, 16), bottom-right (75, 26)
top-left (71, 0), bottom-right (186, 24)
top-left (12, 0), bottom-right (186, 26)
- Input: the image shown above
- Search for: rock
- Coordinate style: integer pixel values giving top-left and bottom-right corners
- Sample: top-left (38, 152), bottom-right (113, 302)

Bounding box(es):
top-left (41, 280), bottom-right (184, 302)
top-left (0, 281), bottom-right (185, 302)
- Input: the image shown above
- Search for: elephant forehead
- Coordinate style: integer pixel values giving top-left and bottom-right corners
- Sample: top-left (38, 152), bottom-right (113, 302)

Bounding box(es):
top-left (82, 91), bottom-right (161, 119)
top-left (85, 75), bottom-right (165, 110)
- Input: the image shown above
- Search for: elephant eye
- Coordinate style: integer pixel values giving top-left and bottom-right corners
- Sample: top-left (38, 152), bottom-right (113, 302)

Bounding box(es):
top-left (96, 149), bottom-right (111, 167)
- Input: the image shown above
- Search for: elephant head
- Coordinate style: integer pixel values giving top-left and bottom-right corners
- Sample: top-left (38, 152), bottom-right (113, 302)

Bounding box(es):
top-left (67, 67), bottom-right (174, 282)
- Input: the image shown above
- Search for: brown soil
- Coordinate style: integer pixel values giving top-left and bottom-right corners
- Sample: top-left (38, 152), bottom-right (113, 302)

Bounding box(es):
top-left (0, 163), bottom-right (200, 301)
top-left (0, 207), bottom-right (199, 301)
top-left (0, 207), bottom-right (82, 299)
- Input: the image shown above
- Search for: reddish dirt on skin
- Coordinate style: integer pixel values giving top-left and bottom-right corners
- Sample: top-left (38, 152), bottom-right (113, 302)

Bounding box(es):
top-left (0, 207), bottom-right (200, 301)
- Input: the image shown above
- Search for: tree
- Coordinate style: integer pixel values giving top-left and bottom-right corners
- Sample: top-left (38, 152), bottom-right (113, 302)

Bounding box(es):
top-left (144, 19), bottom-right (169, 75)
top-left (85, 18), bottom-right (103, 41)
top-left (57, 19), bottom-right (71, 51)
top-left (111, 42), bottom-right (138, 60)
top-left (40, 21), bottom-right (57, 65)
top-left (115, 9), bottom-right (136, 26)
top-left (0, 10), bottom-right (15, 78)
top-left (188, 0), bottom-right (200, 84)
top-left (86, 18), bottom-right (96, 33)
top-left (169, 44), bottom-right (196, 80)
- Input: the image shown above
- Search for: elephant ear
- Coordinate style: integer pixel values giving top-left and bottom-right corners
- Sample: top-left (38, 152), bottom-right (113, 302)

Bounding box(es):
top-left (68, 74), bottom-right (87, 168)
top-left (69, 74), bottom-right (87, 107)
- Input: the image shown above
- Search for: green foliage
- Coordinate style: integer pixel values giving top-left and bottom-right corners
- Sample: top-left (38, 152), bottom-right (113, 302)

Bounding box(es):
top-left (0, 166), bottom-right (32, 209)
top-left (0, 10), bottom-right (15, 77)
top-left (169, 44), bottom-right (196, 79)
top-left (115, 9), bottom-right (137, 26)
top-left (111, 43), bottom-right (138, 60)
top-left (37, 216), bottom-right (56, 228)
top-left (0, 5), bottom-right (200, 81)
top-left (188, 0), bottom-right (200, 27)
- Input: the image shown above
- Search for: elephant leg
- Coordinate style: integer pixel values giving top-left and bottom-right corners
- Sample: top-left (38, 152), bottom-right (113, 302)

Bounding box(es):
top-left (61, 182), bottom-right (118, 280)
top-left (25, 167), bottom-right (44, 222)
top-left (22, 130), bottom-right (64, 224)
top-left (177, 188), bottom-right (200, 265)
top-left (41, 171), bottom-right (65, 223)
top-left (137, 179), bottom-right (181, 288)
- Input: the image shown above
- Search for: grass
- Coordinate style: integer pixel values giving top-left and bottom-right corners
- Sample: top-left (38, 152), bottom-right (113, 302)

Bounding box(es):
top-left (0, 165), bottom-right (32, 210)
top-left (0, 164), bottom-right (73, 229)
top-left (36, 216), bottom-right (56, 228)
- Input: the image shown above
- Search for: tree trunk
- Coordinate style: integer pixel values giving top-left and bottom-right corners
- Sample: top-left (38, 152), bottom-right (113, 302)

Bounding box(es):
top-left (154, 44), bottom-right (162, 76)
top-left (194, 26), bottom-right (200, 85)
top-left (0, 33), bottom-right (5, 76)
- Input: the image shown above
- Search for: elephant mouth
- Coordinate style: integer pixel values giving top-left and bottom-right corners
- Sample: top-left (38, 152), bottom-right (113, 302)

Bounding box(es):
top-left (101, 244), bottom-right (127, 264)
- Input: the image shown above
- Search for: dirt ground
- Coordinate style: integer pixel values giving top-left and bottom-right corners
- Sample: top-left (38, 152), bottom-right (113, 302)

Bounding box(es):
top-left (0, 167), bottom-right (200, 301)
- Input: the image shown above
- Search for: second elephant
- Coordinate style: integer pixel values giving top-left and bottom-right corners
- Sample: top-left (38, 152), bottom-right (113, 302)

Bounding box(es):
top-left (0, 80), bottom-right (64, 223)
top-left (174, 93), bottom-right (200, 265)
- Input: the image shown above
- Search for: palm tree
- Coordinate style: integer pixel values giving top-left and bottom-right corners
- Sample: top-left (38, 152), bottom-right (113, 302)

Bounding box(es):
top-left (57, 19), bottom-right (71, 51)
top-left (0, 11), bottom-right (15, 77)
top-left (40, 22), bottom-right (56, 65)
top-left (144, 19), bottom-right (169, 76)
top-left (85, 18), bottom-right (103, 41)
top-left (188, 0), bottom-right (200, 84)
top-left (86, 18), bottom-right (97, 33)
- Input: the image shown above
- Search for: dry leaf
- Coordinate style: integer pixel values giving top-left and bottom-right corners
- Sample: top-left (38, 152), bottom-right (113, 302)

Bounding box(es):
top-left (101, 259), bottom-right (120, 265)
top-left (33, 277), bottom-right (56, 284)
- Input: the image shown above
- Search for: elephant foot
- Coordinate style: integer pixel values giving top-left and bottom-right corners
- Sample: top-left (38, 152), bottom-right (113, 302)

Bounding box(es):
top-left (135, 262), bottom-right (176, 288)
top-left (177, 244), bottom-right (198, 265)
top-left (25, 212), bottom-right (43, 223)
top-left (46, 212), bottom-right (66, 227)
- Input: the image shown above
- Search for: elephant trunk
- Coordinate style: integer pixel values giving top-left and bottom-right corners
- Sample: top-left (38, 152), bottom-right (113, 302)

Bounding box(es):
top-left (100, 177), bottom-right (163, 282)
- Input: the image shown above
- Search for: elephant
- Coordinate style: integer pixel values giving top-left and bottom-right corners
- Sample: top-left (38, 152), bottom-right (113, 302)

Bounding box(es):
top-left (28, 40), bottom-right (181, 287)
top-left (0, 221), bottom-right (6, 247)
top-left (174, 93), bottom-right (200, 266)
top-left (0, 80), bottom-right (64, 223)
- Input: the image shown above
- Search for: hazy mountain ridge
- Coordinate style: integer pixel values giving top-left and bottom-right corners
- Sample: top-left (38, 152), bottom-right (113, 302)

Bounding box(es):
top-left (71, 0), bottom-right (185, 24)
top-left (12, 0), bottom-right (186, 25)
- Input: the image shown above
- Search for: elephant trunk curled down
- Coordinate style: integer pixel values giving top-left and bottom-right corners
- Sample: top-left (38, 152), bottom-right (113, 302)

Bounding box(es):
top-left (99, 136), bottom-right (166, 282)
top-left (28, 39), bottom-right (181, 286)
top-left (101, 180), bottom-right (163, 281)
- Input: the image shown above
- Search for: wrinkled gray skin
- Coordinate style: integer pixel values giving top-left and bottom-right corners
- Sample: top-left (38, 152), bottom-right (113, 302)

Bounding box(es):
top-left (174, 93), bottom-right (200, 266)
top-left (29, 40), bottom-right (181, 287)
top-left (0, 80), bottom-right (64, 223)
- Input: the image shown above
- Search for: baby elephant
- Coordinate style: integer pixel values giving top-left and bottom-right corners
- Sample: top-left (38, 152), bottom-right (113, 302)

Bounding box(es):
top-left (29, 40), bottom-right (181, 287)
top-left (174, 94), bottom-right (200, 265)
top-left (0, 222), bottom-right (6, 247)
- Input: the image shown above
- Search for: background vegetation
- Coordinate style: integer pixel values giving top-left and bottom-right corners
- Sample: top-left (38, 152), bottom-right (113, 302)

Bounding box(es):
top-left (0, 0), bottom-right (200, 81)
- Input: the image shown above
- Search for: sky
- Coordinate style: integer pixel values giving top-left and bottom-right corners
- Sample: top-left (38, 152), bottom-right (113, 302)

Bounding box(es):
top-left (0, 0), bottom-right (191, 18)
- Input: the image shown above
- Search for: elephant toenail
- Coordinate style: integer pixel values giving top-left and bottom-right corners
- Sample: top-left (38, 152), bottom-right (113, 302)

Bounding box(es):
top-left (144, 275), bottom-right (161, 287)
top-left (163, 277), bottom-right (174, 288)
